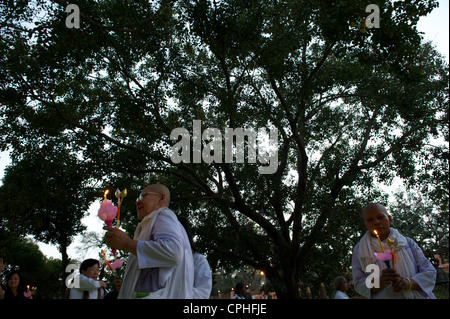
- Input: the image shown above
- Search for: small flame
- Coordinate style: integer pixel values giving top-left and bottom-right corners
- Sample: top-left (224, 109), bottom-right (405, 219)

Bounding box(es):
top-left (373, 230), bottom-right (378, 235)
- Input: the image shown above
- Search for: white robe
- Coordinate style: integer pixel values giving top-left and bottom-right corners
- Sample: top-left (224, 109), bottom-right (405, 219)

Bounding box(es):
top-left (118, 207), bottom-right (194, 299)
top-left (352, 228), bottom-right (436, 299)
top-left (69, 274), bottom-right (107, 299)
top-left (192, 252), bottom-right (212, 299)
top-left (333, 290), bottom-right (350, 299)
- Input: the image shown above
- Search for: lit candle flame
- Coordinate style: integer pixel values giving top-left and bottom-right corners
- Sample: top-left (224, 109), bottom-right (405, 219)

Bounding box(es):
top-left (373, 230), bottom-right (385, 253)
top-left (104, 190), bottom-right (109, 200)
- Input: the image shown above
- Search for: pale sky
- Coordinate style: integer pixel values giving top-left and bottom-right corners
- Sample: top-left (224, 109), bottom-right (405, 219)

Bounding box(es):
top-left (0, 1), bottom-right (449, 260)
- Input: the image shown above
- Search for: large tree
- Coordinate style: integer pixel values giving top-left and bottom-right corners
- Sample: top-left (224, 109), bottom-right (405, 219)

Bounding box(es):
top-left (0, 0), bottom-right (447, 297)
top-left (0, 145), bottom-right (92, 296)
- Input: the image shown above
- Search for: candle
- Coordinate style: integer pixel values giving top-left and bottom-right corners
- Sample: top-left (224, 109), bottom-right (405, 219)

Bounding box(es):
top-left (23, 285), bottom-right (32, 298)
top-left (101, 249), bottom-right (113, 270)
top-left (373, 230), bottom-right (385, 253)
top-left (101, 249), bottom-right (108, 262)
top-left (104, 189), bottom-right (109, 200)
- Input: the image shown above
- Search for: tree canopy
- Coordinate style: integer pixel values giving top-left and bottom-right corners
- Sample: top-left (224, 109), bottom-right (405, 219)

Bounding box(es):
top-left (0, 0), bottom-right (448, 298)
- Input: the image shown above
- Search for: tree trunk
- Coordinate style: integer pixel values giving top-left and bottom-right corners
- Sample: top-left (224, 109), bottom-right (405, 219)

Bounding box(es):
top-left (59, 243), bottom-right (70, 298)
top-left (266, 253), bottom-right (299, 299)
top-left (282, 258), bottom-right (299, 299)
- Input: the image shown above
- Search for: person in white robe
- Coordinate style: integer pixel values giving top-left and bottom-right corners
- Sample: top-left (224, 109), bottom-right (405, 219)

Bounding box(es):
top-left (68, 259), bottom-right (107, 299)
top-left (104, 184), bottom-right (194, 299)
top-left (352, 203), bottom-right (436, 299)
top-left (333, 276), bottom-right (350, 299)
top-left (178, 216), bottom-right (213, 299)
top-left (192, 252), bottom-right (213, 299)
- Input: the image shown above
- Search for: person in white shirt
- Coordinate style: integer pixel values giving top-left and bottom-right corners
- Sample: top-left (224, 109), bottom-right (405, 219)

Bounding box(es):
top-left (192, 252), bottom-right (213, 299)
top-left (333, 276), bottom-right (350, 299)
top-left (104, 184), bottom-right (194, 299)
top-left (179, 216), bottom-right (213, 299)
top-left (68, 259), bottom-right (107, 299)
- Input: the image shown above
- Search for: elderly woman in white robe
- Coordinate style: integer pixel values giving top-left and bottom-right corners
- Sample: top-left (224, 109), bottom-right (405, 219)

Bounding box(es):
top-left (352, 203), bottom-right (436, 299)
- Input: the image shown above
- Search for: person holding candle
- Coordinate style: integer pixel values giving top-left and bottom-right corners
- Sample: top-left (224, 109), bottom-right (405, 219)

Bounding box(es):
top-left (103, 184), bottom-right (194, 299)
top-left (0, 270), bottom-right (32, 300)
top-left (351, 203), bottom-right (436, 299)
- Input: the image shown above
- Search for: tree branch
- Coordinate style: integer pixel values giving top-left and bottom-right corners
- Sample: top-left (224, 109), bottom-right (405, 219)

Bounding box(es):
top-left (357, 121), bottom-right (432, 171)
top-left (51, 0), bottom-right (176, 33)
top-left (306, 41), bottom-right (336, 85)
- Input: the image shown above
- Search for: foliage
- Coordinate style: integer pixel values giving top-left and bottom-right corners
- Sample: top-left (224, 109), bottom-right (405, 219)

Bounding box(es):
top-left (391, 188), bottom-right (449, 254)
top-left (0, 0), bottom-right (448, 298)
top-left (0, 144), bottom-right (93, 286)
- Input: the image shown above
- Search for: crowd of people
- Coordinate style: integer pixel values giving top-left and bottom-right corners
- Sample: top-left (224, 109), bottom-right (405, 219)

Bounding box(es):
top-left (0, 184), bottom-right (439, 299)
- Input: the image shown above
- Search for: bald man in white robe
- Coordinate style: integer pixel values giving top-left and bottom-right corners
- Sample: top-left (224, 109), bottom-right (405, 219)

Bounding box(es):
top-left (104, 184), bottom-right (194, 298)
